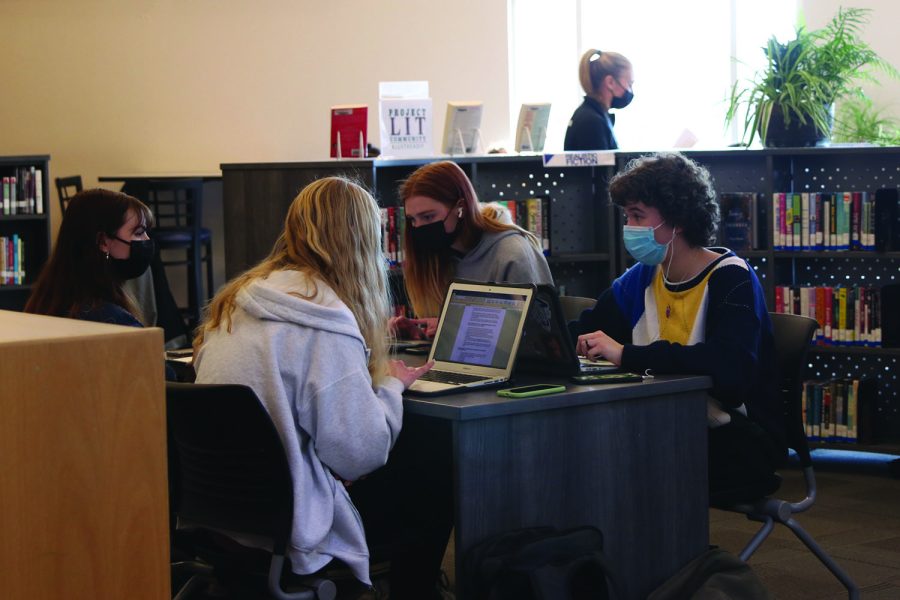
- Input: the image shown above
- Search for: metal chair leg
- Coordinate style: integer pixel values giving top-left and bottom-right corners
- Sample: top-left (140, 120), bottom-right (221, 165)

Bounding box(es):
top-left (739, 516), bottom-right (775, 561)
top-left (783, 517), bottom-right (860, 600)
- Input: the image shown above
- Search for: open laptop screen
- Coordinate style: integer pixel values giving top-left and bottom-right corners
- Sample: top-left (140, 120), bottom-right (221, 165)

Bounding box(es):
top-left (432, 289), bottom-right (529, 369)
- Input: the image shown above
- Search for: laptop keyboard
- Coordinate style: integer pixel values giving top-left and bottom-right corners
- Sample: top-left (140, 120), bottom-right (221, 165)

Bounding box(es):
top-left (418, 370), bottom-right (491, 384)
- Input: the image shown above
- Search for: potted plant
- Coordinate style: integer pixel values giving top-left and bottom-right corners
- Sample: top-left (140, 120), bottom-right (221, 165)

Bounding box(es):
top-left (726, 7), bottom-right (898, 147)
top-left (832, 96), bottom-right (900, 146)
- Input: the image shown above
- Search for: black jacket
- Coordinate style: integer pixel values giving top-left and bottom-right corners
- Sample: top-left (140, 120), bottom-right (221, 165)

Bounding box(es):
top-left (564, 96), bottom-right (617, 151)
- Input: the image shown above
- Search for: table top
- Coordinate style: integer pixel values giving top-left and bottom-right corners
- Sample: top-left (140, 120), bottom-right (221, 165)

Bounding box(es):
top-left (400, 353), bottom-right (711, 420)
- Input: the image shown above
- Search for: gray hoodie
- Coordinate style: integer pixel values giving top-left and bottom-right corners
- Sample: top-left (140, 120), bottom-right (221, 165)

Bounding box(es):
top-left (455, 229), bottom-right (554, 285)
top-left (194, 269), bottom-right (404, 584)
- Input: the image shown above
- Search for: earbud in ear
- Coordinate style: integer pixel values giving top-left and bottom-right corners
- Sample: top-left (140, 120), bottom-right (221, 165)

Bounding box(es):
top-left (458, 208), bottom-right (463, 218)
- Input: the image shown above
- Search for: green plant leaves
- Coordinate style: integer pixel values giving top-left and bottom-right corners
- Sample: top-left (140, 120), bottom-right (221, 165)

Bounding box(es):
top-left (725, 7), bottom-right (897, 146)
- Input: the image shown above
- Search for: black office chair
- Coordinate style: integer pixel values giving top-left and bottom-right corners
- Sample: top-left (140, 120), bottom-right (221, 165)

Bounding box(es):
top-left (55, 175), bottom-right (83, 213)
top-left (559, 295), bottom-right (595, 323)
top-left (722, 312), bottom-right (859, 599)
top-left (166, 382), bottom-right (337, 600)
top-left (140, 179), bottom-right (213, 329)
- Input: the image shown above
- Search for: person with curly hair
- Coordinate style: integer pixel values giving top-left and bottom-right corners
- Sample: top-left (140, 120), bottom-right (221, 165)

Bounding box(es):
top-left (570, 152), bottom-right (785, 506)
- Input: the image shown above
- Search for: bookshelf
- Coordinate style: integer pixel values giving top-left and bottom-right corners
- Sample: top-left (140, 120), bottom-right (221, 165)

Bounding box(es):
top-left (619, 147), bottom-right (900, 447)
top-left (371, 155), bottom-right (617, 300)
top-left (0, 155), bottom-right (51, 311)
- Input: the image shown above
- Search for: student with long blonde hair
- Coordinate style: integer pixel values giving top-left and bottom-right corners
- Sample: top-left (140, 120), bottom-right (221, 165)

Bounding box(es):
top-left (193, 177), bottom-right (451, 598)
top-left (394, 160), bottom-right (553, 337)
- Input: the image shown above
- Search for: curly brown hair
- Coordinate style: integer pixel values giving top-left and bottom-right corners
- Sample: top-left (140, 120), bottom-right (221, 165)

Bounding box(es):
top-left (609, 152), bottom-right (719, 247)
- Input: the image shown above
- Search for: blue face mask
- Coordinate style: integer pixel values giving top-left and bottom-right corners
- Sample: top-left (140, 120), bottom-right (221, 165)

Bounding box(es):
top-left (623, 223), bottom-right (670, 265)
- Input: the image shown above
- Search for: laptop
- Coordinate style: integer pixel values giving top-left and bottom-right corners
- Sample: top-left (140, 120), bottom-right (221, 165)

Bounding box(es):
top-left (516, 284), bottom-right (623, 376)
top-left (406, 281), bottom-right (535, 396)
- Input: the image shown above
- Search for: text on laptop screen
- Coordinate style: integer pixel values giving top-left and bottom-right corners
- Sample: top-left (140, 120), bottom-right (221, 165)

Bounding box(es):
top-left (432, 290), bottom-right (528, 368)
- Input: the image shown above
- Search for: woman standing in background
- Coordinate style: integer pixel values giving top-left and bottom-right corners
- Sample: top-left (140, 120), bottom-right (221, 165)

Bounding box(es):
top-left (564, 49), bottom-right (634, 151)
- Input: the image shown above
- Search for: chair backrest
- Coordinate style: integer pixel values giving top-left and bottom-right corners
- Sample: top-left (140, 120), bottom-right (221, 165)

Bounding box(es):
top-left (139, 178), bottom-right (204, 234)
top-left (768, 312), bottom-right (818, 466)
top-left (55, 175), bottom-right (83, 213)
top-left (166, 382), bottom-right (294, 553)
top-left (559, 295), bottom-right (595, 323)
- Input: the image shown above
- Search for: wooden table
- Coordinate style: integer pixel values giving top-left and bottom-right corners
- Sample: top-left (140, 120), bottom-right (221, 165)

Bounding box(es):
top-left (403, 371), bottom-right (711, 599)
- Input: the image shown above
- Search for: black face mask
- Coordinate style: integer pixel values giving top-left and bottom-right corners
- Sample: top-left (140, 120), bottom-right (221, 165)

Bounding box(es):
top-left (108, 236), bottom-right (155, 280)
top-left (611, 88), bottom-right (634, 110)
top-left (409, 209), bottom-right (459, 252)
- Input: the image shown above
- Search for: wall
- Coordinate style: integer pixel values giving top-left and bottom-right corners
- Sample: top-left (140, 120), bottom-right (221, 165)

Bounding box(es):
top-left (0, 0), bottom-right (510, 234)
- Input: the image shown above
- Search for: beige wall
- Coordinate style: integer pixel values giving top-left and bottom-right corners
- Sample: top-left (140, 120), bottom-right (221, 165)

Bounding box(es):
top-left (0, 0), bottom-right (510, 232)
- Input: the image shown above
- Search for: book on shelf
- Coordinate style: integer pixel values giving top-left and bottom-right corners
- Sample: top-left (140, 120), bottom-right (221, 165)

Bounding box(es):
top-left (490, 197), bottom-right (551, 256)
top-left (380, 206), bottom-right (406, 267)
top-left (513, 103), bottom-right (551, 153)
top-left (775, 285), bottom-right (882, 347)
top-left (441, 101), bottom-right (483, 155)
top-left (330, 104), bottom-right (367, 159)
top-left (874, 187), bottom-right (899, 251)
top-left (771, 190), bottom-right (880, 251)
top-left (1, 167), bottom-right (42, 216)
top-left (378, 81), bottom-right (434, 158)
top-left (802, 377), bottom-right (875, 444)
top-left (0, 234), bottom-right (25, 285)
top-left (718, 192), bottom-right (759, 251)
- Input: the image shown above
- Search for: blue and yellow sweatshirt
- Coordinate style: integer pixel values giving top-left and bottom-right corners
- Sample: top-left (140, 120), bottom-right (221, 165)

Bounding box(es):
top-left (572, 248), bottom-right (785, 450)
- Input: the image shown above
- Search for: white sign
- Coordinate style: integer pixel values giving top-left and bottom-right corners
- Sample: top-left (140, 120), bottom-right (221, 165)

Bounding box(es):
top-left (542, 151), bottom-right (616, 167)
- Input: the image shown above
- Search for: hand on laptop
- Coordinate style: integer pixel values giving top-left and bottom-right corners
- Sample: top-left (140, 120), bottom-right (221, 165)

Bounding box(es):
top-left (390, 316), bottom-right (438, 340)
top-left (389, 359), bottom-right (435, 389)
top-left (576, 329), bottom-right (623, 366)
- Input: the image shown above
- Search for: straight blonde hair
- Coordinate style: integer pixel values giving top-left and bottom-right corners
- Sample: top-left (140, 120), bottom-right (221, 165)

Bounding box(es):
top-left (399, 161), bottom-right (541, 317)
top-left (195, 177), bottom-right (391, 384)
top-left (579, 49), bottom-right (631, 96)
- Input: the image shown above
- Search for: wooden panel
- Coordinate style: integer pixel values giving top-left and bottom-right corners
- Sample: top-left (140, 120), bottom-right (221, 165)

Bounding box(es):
top-left (0, 311), bottom-right (169, 599)
top-left (451, 390), bottom-right (708, 600)
top-left (221, 164), bottom-right (374, 279)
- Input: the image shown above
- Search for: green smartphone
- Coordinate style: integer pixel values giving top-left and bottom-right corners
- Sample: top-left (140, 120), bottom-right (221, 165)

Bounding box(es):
top-left (570, 372), bottom-right (644, 385)
top-left (497, 383), bottom-right (567, 398)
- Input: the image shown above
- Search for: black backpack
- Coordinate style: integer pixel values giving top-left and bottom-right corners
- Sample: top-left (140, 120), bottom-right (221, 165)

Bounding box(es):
top-left (466, 526), bottom-right (622, 600)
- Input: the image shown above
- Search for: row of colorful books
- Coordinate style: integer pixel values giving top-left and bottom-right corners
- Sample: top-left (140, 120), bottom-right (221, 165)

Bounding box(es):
top-left (773, 191), bottom-right (876, 251)
top-left (1, 234), bottom-right (25, 285)
top-left (2, 167), bottom-right (44, 216)
top-left (775, 285), bottom-right (882, 346)
top-left (490, 198), bottom-right (551, 256)
top-left (802, 377), bottom-right (874, 443)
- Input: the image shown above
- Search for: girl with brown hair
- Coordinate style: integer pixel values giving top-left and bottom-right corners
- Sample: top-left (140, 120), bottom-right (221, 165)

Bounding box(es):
top-left (394, 160), bottom-right (553, 338)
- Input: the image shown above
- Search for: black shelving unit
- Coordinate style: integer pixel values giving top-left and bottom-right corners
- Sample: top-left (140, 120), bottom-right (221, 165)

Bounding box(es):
top-left (0, 155), bottom-right (51, 311)
top-left (371, 154), bottom-right (618, 299)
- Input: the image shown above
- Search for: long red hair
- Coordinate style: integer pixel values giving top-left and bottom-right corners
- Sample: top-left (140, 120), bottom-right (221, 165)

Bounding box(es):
top-left (399, 161), bottom-right (538, 316)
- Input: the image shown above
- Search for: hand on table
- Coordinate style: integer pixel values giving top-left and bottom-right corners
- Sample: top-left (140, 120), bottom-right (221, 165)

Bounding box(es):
top-left (388, 359), bottom-right (435, 389)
